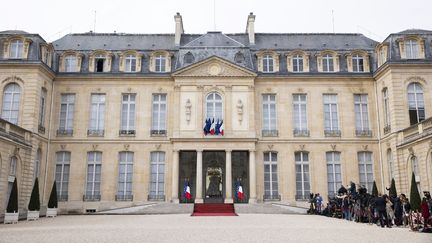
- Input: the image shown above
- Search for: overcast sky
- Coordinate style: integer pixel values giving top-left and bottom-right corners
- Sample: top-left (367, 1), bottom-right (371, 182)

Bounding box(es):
top-left (1, 0), bottom-right (431, 42)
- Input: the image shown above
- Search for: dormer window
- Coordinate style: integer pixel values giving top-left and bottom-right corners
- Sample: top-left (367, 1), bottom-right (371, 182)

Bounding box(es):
top-left (10, 40), bottom-right (23, 58)
top-left (95, 55), bottom-right (105, 72)
top-left (155, 55), bottom-right (166, 72)
top-left (287, 51), bottom-right (309, 73)
top-left (65, 55), bottom-right (77, 72)
top-left (292, 55), bottom-right (303, 72)
top-left (405, 39), bottom-right (418, 59)
top-left (263, 55), bottom-right (274, 73)
top-left (347, 51), bottom-right (370, 73)
top-left (150, 51), bottom-right (171, 73)
top-left (40, 43), bottom-right (53, 67)
top-left (89, 50), bottom-right (112, 73)
top-left (234, 52), bottom-right (244, 64)
top-left (125, 55), bottom-right (137, 72)
top-left (322, 54), bottom-right (334, 72)
top-left (184, 52), bottom-right (194, 64)
top-left (352, 55), bottom-right (363, 72)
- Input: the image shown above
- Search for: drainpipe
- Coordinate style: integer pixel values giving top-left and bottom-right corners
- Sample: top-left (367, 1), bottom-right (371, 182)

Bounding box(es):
top-left (374, 79), bottom-right (385, 193)
top-left (42, 77), bottom-right (55, 205)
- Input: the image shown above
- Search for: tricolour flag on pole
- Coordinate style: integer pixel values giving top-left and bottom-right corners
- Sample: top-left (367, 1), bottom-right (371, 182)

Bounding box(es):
top-left (236, 182), bottom-right (244, 201)
top-left (183, 181), bottom-right (191, 201)
top-left (210, 118), bottom-right (216, 135)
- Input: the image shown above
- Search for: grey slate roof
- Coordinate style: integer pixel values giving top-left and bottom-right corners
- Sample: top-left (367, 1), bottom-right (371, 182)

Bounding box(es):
top-left (184, 32), bottom-right (245, 47)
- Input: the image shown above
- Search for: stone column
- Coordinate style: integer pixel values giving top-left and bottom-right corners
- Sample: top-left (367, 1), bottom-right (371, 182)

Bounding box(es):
top-left (225, 150), bottom-right (233, 203)
top-left (171, 150), bottom-right (179, 203)
top-left (195, 150), bottom-right (203, 203)
top-left (249, 149), bottom-right (257, 203)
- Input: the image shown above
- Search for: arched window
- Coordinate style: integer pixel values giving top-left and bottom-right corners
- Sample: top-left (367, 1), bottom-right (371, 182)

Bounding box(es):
top-left (117, 151), bottom-right (134, 200)
top-left (149, 151), bottom-right (165, 200)
top-left (352, 54), bottom-right (364, 72)
top-left (292, 54), bottom-right (304, 72)
top-left (56, 151), bottom-right (71, 201)
top-left (85, 151), bottom-right (102, 201)
top-left (155, 55), bottom-right (166, 72)
top-left (264, 152), bottom-right (279, 200)
top-left (358, 151), bottom-right (374, 192)
top-left (184, 52), bottom-right (194, 64)
top-left (2, 83), bottom-right (21, 124)
top-left (34, 149), bottom-right (41, 181)
top-left (387, 149), bottom-right (394, 181)
top-left (322, 54), bottom-right (334, 72)
top-left (326, 152), bottom-right (342, 198)
top-left (295, 151), bottom-right (310, 200)
top-left (205, 92), bottom-right (223, 121)
top-left (125, 55), bottom-right (137, 72)
top-left (263, 55), bottom-right (274, 73)
top-left (407, 82), bottom-right (425, 125)
top-left (9, 40), bottom-right (23, 58)
top-left (7, 156), bottom-right (18, 201)
top-left (382, 88), bottom-right (390, 130)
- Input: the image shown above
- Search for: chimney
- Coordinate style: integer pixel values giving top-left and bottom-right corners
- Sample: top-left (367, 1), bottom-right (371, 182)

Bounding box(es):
top-left (174, 12), bottom-right (184, 46)
top-left (245, 12), bottom-right (255, 45)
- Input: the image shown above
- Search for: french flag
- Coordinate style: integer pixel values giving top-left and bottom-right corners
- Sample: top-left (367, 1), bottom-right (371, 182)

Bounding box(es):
top-left (183, 182), bottom-right (191, 201)
top-left (210, 118), bottom-right (216, 135)
top-left (236, 183), bottom-right (244, 201)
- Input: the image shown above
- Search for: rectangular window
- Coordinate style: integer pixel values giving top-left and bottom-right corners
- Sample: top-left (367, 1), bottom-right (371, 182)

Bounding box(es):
top-left (56, 151), bottom-right (70, 201)
top-left (323, 94), bottom-right (339, 134)
top-left (383, 88), bottom-right (390, 129)
top-left (149, 152), bottom-right (165, 200)
top-left (352, 55), bottom-right (364, 72)
top-left (358, 152), bottom-right (374, 192)
top-left (38, 89), bottom-right (47, 129)
top-left (85, 152), bottom-right (102, 201)
top-left (354, 94), bottom-right (370, 135)
top-left (293, 94), bottom-right (308, 136)
top-left (151, 94), bottom-right (167, 135)
top-left (117, 152), bottom-right (134, 200)
top-left (120, 94), bottom-right (136, 134)
top-left (95, 56), bottom-right (105, 72)
top-left (263, 55), bottom-right (274, 73)
top-left (89, 94), bottom-right (105, 135)
top-left (155, 55), bottom-right (166, 72)
top-left (264, 152), bottom-right (279, 200)
top-left (293, 55), bottom-right (304, 72)
top-left (58, 94), bottom-right (75, 135)
top-left (405, 40), bottom-right (419, 59)
top-left (64, 56), bottom-right (77, 72)
top-left (262, 94), bottom-right (277, 136)
top-left (326, 152), bottom-right (342, 198)
top-left (125, 55), bottom-right (137, 72)
top-left (295, 152), bottom-right (310, 200)
top-left (322, 55), bottom-right (334, 72)
top-left (10, 40), bottom-right (23, 58)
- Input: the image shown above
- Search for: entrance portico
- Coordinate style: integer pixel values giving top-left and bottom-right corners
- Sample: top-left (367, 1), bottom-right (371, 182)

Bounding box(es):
top-left (171, 145), bottom-right (257, 204)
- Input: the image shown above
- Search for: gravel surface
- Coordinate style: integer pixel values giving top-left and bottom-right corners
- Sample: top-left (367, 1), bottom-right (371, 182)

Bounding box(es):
top-left (0, 214), bottom-right (430, 243)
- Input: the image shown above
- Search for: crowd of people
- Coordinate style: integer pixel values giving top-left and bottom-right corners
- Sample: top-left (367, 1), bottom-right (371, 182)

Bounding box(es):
top-left (307, 182), bottom-right (432, 232)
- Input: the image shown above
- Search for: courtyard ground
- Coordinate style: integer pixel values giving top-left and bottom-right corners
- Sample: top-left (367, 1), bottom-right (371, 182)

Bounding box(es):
top-left (0, 214), bottom-right (430, 243)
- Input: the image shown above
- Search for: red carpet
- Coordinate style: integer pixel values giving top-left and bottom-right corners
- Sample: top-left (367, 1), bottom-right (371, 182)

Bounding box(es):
top-left (191, 203), bottom-right (237, 216)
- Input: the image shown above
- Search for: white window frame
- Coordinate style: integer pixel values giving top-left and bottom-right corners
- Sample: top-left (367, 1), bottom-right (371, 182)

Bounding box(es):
top-left (358, 151), bottom-right (374, 192)
top-left (59, 94), bottom-right (75, 131)
top-left (121, 93), bottom-right (136, 132)
top-left (264, 152), bottom-right (278, 198)
top-left (155, 55), bottom-right (166, 73)
top-left (405, 39), bottom-right (419, 59)
top-left (149, 151), bottom-right (165, 198)
top-left (263, 55), bottom-right (274, 73)
top-left (352, 55), bottom-right (364, 72)
top-left (293, 94), bottom-right (308, 131)
top-left (64, 55), bottom-right (77, 72)
top-left (322, 54), bottom-right (334, 72)
top-left (292, 55), bottom-right (304, 72)
top-left (152, 94), bottom-right (167, 132)
top-left (323, 94), bottom-right (339, 131)
top-left (9, 40), bottom-right (23, 58)
top-left (125, 55), bottom-right (137, 72)
top-left (89, 94), bottom-right (106, 131)
top-left (205, 92), bottom-right (223, 121)
top-left (117, 152), bottom-right (134, 199)
top-left (55, 151), bottom-right (70, 200)
top-left (85, 151), bottom-right (102, 197)
top-left (1, 83), bottom-right (21, 125)
top-left (326, 152), bottom-right (342, 198)
top-left (262, 94), bottom-right (277, 132)
top-left (407, 82), bottom-right (425, 124)
top-left (354, 94), bottom-right (369, 131)
top-left (295, 151), bottom-right (310, 199)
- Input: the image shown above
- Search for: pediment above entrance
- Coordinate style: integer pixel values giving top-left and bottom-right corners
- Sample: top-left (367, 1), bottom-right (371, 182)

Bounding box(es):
top-left (172, 56), bottom-right (257, 77)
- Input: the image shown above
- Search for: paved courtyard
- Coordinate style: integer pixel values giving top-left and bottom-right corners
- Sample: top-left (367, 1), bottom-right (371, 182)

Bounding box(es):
top-left (1, 214), bottom-right (430, 243)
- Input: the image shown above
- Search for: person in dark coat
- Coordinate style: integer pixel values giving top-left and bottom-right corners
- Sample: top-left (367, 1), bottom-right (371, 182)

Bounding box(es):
top-left (393, 196), bottom-right (403, 226)
top-left (375, 194), bottom-right (391, 228)
top-left (421, 197), bottom-right (431, 228)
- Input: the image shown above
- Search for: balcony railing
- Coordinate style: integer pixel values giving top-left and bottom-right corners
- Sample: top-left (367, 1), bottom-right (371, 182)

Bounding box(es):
top-left (87, 129), bottom-right (104, 137)
top-left (151, 129), bottom-right (166, 136)
top-left (398, 117), bottom-right (432, 145)
top-left (119, 130), bottom-right (136, 136)
top-left (0, 118), bottom-right (31, 144)
top-left (355, 129), bottom-right (372, 137)
top-left (83, 194), bottom-right (101, 201)
top-left (293, 129), bottom-right (310, 137)
top-left (324, 129), bottom-right (341, 137)
top-left (262, 130), bottom-right (278, 137)
top-left (56, 129), bottom-right (73, 136)
top-left (115, 194), bottom-right (133, 201)
top-left (148, 194), bottom-right (166, 201)
top-left (263, 194), bottom-right (281, 201)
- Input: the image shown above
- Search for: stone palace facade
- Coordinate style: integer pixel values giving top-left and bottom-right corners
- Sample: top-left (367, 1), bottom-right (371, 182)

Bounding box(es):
top-left (0, 13), bottom-right (431, 216)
